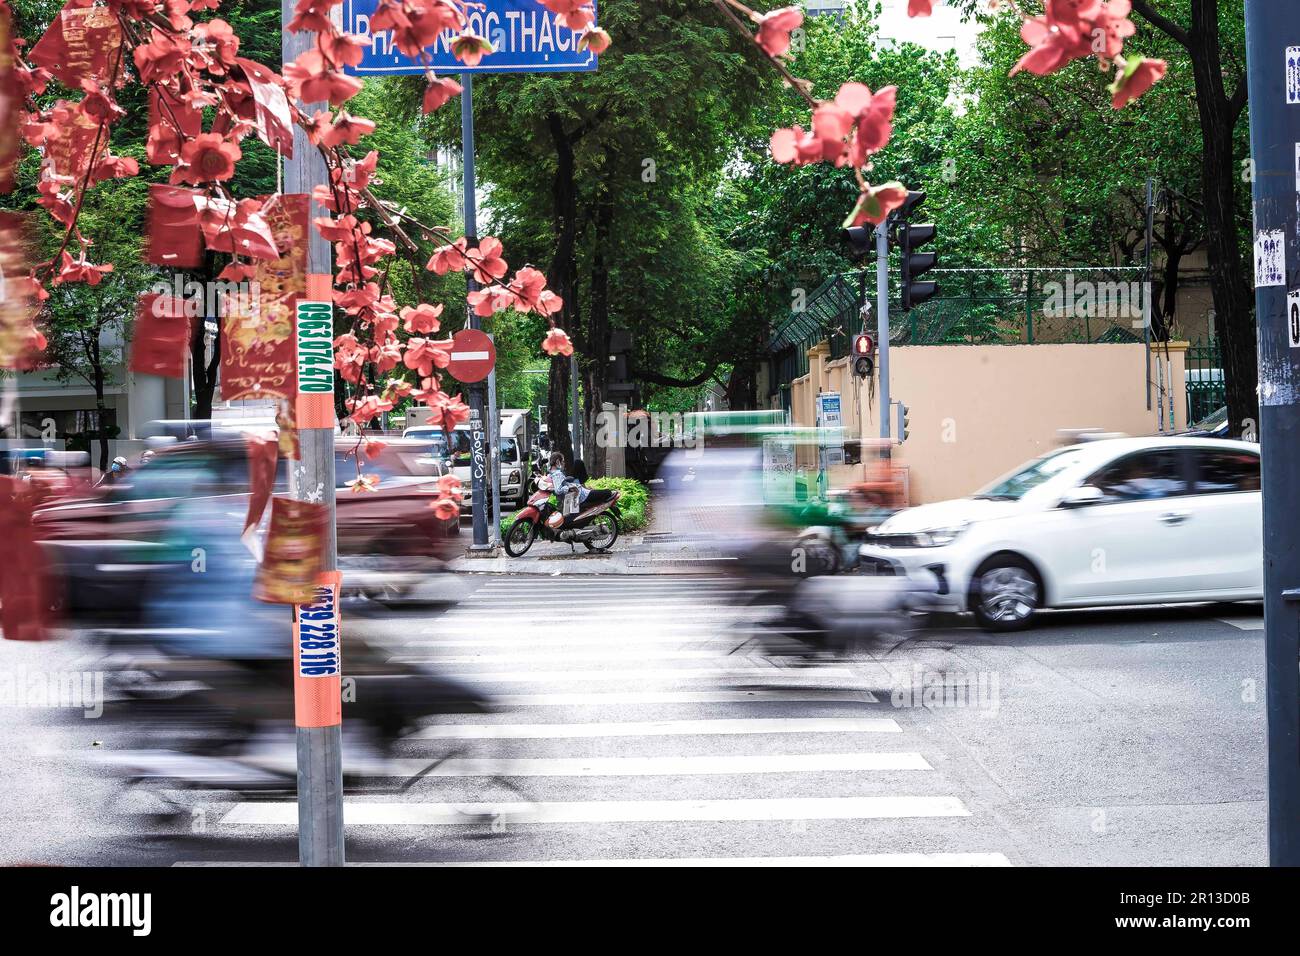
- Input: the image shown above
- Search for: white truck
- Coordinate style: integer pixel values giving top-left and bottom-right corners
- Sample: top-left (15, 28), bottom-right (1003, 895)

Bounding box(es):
top-left (403, 408), bottom-right (532, 511)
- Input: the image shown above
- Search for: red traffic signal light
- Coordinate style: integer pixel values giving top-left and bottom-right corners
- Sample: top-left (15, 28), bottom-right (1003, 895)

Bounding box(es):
top-left (853, 333), bottom-right (875, 356)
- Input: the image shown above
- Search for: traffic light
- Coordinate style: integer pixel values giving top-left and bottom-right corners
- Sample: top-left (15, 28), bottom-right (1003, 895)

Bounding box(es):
top-left (895, 191), bottom-right (938, 311)
top-left (841, 225), bottom-right (873, 262)
top-left (852, 332), bottom-right (874, 379)
top-left (895, 402), bottom-right (910, 443)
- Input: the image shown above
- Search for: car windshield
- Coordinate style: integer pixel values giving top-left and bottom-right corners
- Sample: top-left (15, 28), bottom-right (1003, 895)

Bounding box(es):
top-left (500, 438), bottom-right (518, 463)
top-left (402, 428), bottom-right (450, 456)
top-left (1190, 406), bottom-right (1228, 432)
top-left (974, 447), bottom-right (1091, 501)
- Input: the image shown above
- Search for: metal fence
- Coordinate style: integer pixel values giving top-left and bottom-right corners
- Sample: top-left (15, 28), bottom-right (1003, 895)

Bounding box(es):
top-left (1184, 336), bottom-right (1225, 425)
top-left (767, 266), bottom-right (1152, 399)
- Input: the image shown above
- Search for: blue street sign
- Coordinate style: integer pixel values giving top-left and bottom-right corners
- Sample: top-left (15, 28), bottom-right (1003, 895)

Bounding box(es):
top-left (342, 0), bottom-right (599, 75)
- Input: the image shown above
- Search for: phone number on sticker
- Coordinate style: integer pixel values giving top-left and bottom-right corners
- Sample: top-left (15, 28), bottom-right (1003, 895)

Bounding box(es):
top-left (297, 584), bottom-right (340, 677)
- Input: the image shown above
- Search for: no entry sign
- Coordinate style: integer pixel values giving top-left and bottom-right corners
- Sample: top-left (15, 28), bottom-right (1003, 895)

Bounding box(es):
top-left (449, 328), bottom-right (496, 383)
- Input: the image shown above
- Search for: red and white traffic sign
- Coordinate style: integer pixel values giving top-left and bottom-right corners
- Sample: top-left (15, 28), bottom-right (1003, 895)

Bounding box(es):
top-left (448, 328), bottom-right (496, 383)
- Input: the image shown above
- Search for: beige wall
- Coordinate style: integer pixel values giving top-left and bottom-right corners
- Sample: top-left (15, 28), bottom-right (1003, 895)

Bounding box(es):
top-left (791, 342), bottom-right (1187, 504)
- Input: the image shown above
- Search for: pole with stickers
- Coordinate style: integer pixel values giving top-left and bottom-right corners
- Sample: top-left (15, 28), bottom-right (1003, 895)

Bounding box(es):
top-left (284, 1), bottom-right (345, 867)
top-left (1246, 1), bottom-right (1300, 866)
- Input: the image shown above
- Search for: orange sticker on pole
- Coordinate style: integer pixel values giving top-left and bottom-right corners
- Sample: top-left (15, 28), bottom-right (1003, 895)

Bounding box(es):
top-left (293, 570), bottom-right (342, 728)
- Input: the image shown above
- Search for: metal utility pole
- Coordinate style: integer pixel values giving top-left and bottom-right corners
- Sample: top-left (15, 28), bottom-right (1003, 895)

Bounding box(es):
top-left (876, 221), bottom-right (890, 445)
top-left (1245, 0), bottom-right (1300, 866)
top-left (1143, 177), bottom-right (1155, 413)
top-left (461, 74), bottom-right (491, 551)
top-left (283, 1), bottom-right (344, 867)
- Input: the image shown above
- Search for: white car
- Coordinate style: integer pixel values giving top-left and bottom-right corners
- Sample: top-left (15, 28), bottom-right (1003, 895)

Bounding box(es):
top-left (857, 437), bottom-right (1262, 631)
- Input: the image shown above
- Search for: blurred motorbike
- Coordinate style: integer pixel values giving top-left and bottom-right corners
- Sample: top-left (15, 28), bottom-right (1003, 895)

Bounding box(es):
top-left (78, 625), bottom-right (493, 806)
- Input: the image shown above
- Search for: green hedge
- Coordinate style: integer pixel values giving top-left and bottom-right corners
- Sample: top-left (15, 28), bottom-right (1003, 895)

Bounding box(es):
top-left (588, 477), bottom-right (649, 532)
top-left (499, 476), bottom-right (650, 536)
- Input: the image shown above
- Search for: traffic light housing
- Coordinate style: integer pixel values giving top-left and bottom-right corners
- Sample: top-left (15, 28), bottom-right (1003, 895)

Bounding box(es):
top-left (895, 402), bottom-right (910, 443)
top-left (852, 332), bottom-right (875, 379)
top-left (841, 226), bottom-right (873, 262)
top-left (895, 191), bottom-right (938, 311)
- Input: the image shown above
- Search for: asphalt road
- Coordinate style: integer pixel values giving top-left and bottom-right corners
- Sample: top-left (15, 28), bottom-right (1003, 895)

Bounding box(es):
top-left (0, 575), bottom-right (1267, 866)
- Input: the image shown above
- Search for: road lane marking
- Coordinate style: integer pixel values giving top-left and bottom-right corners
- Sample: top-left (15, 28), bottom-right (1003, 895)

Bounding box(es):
top-left (378, 666), bottom-right (860, 682)
top-left (488, 689), bottom-right (880, 705)
top-left (176, 852), bottom-right (1010, 867)
top-left (1217, 617), bottom-right (1265, 630)
top-left (402, 649), bottom-right (743, 664)
top-left (354, 752), bottom-right (930, 776)
top-left (221, 795), bottom-right (969, 826)
top-left (406, 717), bottom-right (900, 739)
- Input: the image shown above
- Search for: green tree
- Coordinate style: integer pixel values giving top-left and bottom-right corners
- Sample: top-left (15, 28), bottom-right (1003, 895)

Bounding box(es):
top-left (428, 0), bottom-right (774, 472)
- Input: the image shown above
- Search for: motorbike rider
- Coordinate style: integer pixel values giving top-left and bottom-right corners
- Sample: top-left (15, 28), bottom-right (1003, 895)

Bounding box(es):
top-left (547, 452), bottom-right (614, 512)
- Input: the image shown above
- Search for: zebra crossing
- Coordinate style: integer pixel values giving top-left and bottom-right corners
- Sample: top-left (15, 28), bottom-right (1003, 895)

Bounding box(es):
top-left (203, 575), bottom-right (1013, 866)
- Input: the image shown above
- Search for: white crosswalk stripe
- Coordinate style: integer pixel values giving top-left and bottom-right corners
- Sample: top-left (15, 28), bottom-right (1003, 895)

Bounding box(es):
top-left (406, 717), bottom-right (901, 739)
top-left (203, 575), bottom-right (1010, 865)
top-left (222, 796), bottom-right (970, 826)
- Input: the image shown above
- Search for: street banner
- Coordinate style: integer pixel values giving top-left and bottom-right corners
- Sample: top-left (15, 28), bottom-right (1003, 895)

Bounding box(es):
top-left (242, 433), bottom-right (279, 551)
top-left (129, 292), bottom-right (190, 379)
top-left (220, 194), bottom-right (309, 402)
top-left (342, 0), bottom-right (599, 75)
top-left (26, 1), bottom-right (122, 89)
top-left (0, 5), bottom-right (19, 194)
top-left (253, 497), bottom-right (327, 605)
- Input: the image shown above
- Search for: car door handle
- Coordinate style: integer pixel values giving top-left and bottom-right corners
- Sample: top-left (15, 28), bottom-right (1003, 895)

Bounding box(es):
top-left (1159, 511), bottom-right (1191, 525)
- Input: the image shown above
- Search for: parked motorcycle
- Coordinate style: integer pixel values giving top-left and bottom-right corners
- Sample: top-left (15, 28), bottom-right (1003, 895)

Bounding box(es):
top-left (503, 476), bottom-right (622, 557)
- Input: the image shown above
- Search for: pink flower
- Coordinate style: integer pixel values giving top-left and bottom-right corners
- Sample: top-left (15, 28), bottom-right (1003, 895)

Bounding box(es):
top-left (431, 498), bottom-right (460, 520)
top-left (907, 0), bottom-right (933, 15)
top-left (427, 237), bottom-right (468, 274)
top-left (539, 0), bottom-right (596, 32)
top-left (176, 133), bottom-right (241, 183)
top-left (422, 75), bottom-right (463, 114)
top-left (578, 28), bottom-right (611, 54)
top-left (469, 236), bottom-right (508, 284)
top-left (752, 7), bottom-right (803, 58)
top-left (451, 32), bottom-right (494, 68)
top-left (542, 328), bottom-right (574, 357)
top-left (401, 303), bottom-right (444, 334)
top-left (536, 290), bottom-right (564, 316)
top-left (844, 182), bottom-right (909, 227)
top-left (404, 336), bottom-right (453, 378)
top-left (437, 474), bottom-right (463, 500)
top-left (1110, 56), bottom-right (1166, 109)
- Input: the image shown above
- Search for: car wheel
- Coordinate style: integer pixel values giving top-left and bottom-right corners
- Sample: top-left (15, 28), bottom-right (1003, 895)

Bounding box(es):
top-left (971, 555), bottom-right (1041, 632)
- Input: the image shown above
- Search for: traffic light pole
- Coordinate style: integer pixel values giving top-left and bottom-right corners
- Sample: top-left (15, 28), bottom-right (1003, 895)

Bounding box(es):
top-left (876, 221), bottom-right (891, 446)
top-left (283, 1), bottom-right (344, 867)
top-left (1245, 0), bottom-right (1300, 866)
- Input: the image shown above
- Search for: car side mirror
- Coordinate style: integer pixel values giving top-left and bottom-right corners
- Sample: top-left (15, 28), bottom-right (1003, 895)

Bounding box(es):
top-left (1060, 485), bottom-right (1104, 508)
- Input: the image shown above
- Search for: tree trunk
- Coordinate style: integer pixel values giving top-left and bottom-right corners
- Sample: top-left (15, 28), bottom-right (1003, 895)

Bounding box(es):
top-left (546, 354), bottom-right (572, 462)
top-left (191, 313), bottom-right (220, 420)
top-left (1191, 94), bottom-right (1253, 433)
top-left (92, 344), bottom-right (109, 473)
top-left (545, 112), bottom-right (579, 463)
top-left (582, 197), bottom-right (614, 477)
